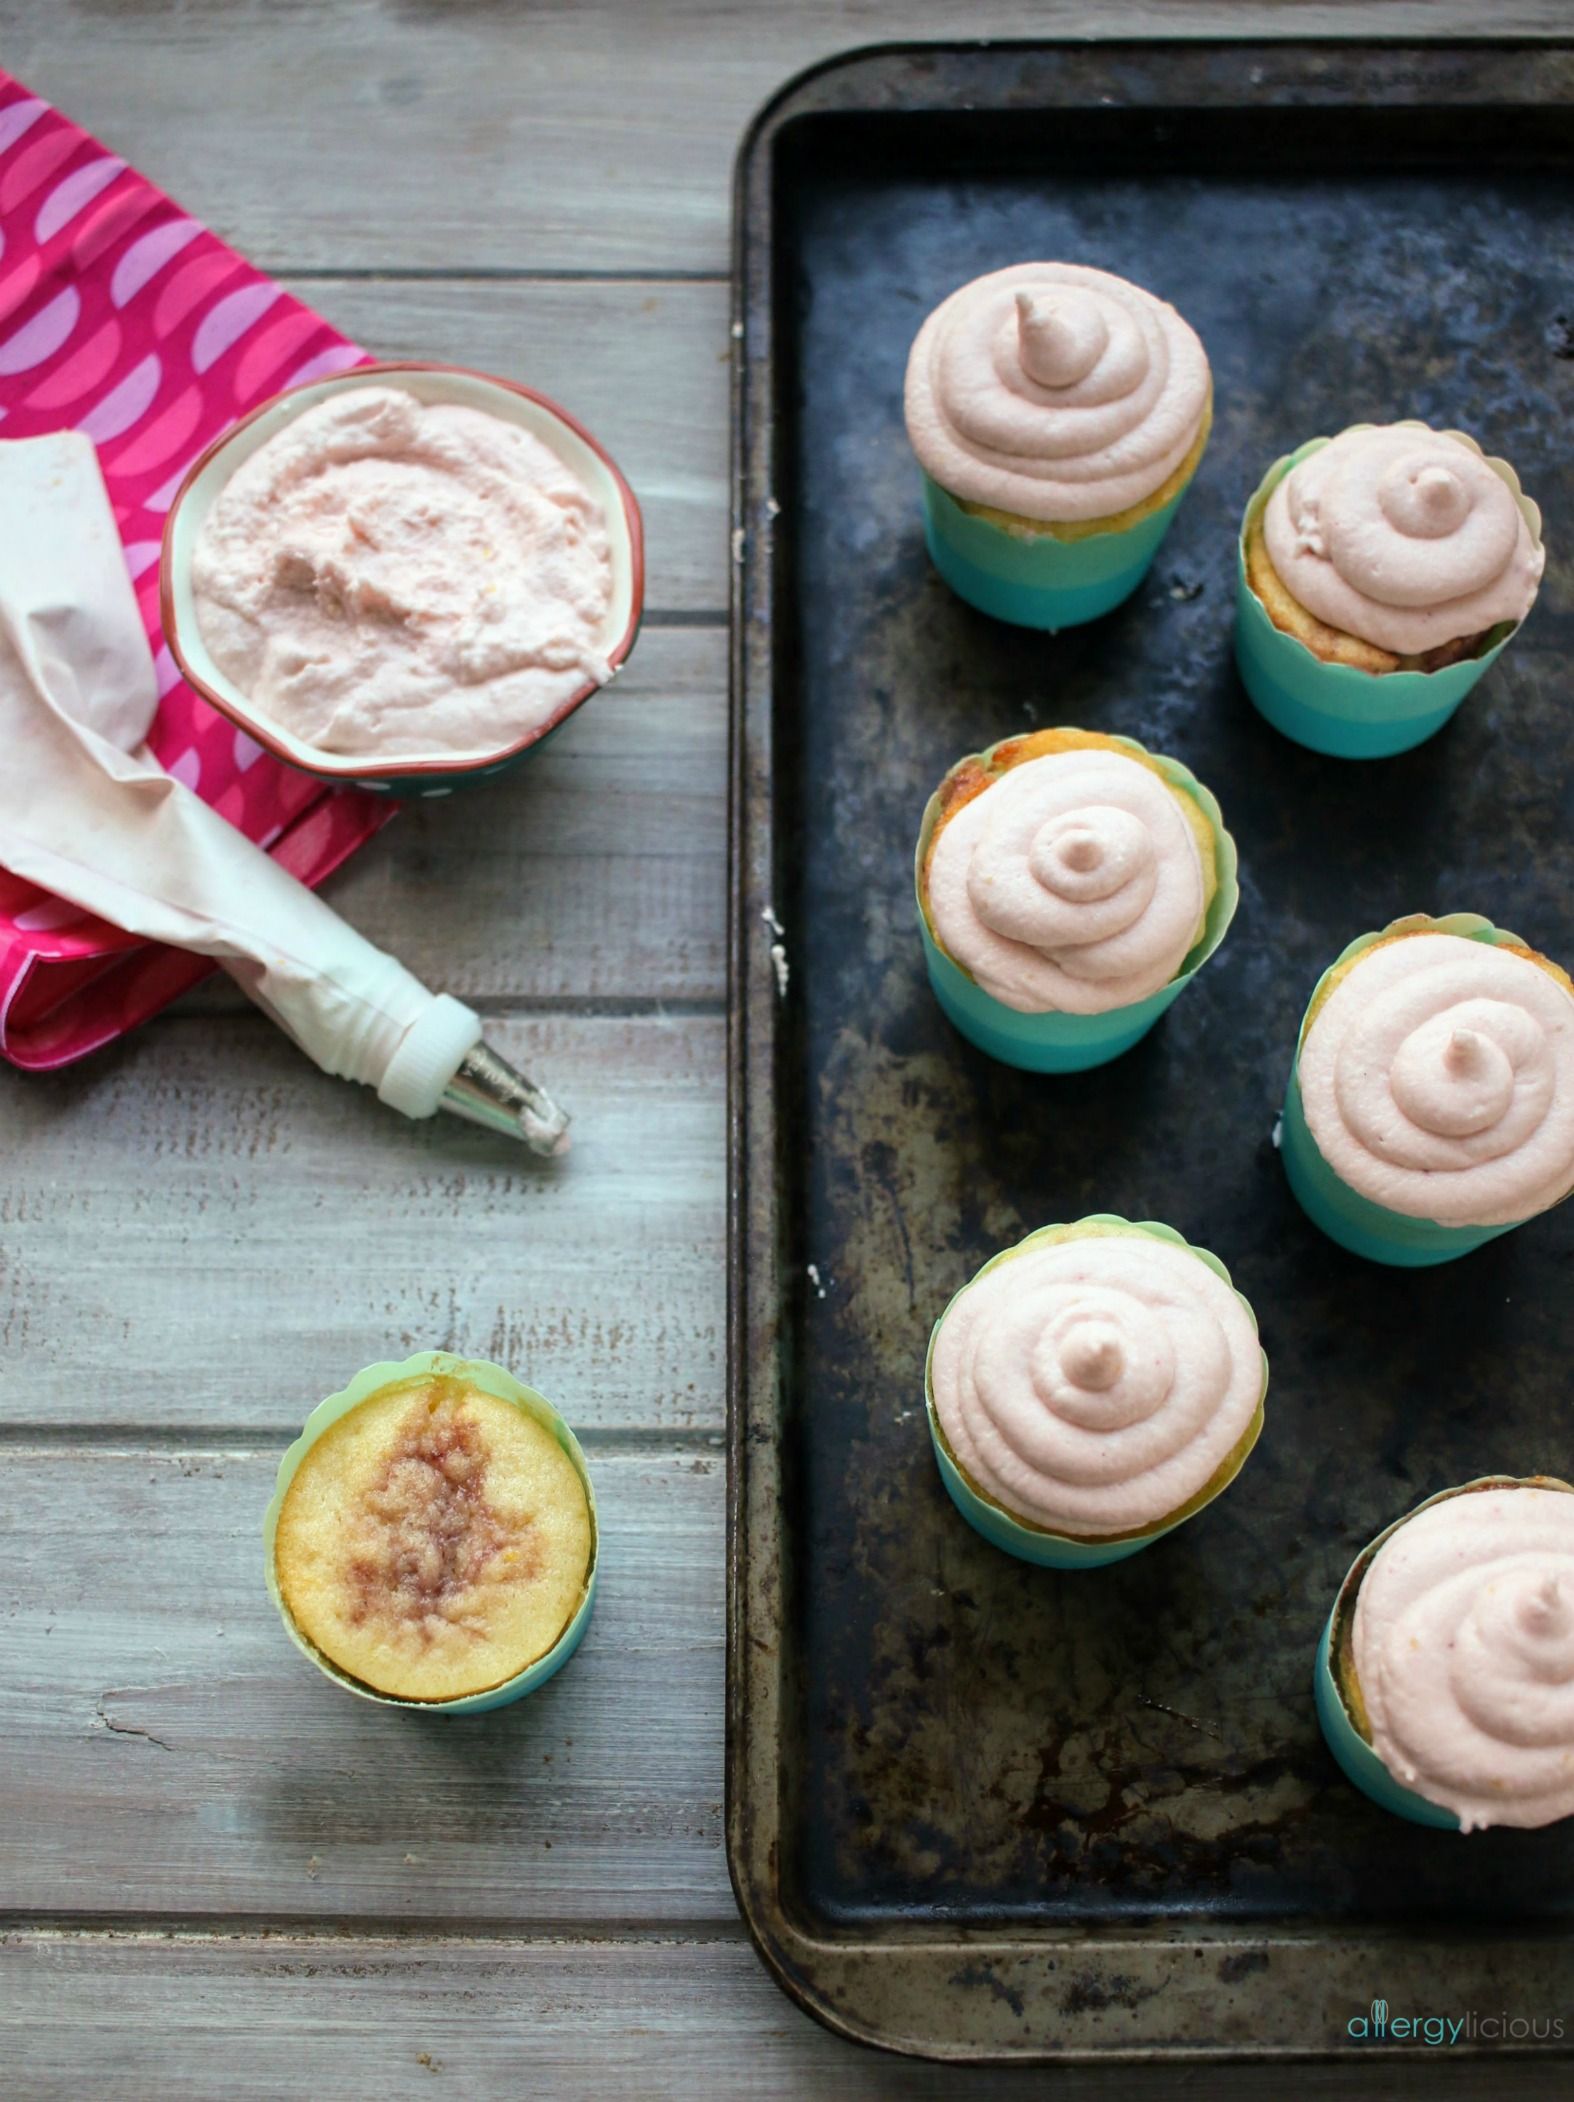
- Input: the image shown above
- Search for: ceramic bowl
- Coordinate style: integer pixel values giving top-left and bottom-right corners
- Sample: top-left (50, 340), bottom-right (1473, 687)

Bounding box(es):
top-left (162, 360), bottom-right (644, 797)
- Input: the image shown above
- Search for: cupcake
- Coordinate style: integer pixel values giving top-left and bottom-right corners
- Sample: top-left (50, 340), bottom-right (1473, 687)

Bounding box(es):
top-left (1316, 1477), bottom-right (1574, 1830)
top-left (925, 1216), bottom-right (1267, 1569)
top-left (915, 727), bottom-right (1238, 1071)
top-left (1236, 422), bottom-right (1543, 758)
top-left (1282, 913), bottom-right (1574, 1266)
top-left (904, 263), bottom-right (1212, 629)
top-left (266, 1352), bottom-right (596, 1711)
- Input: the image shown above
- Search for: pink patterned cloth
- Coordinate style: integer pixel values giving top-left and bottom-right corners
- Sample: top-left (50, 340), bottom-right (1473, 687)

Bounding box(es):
top-left (0, 73), bottom-right (393, 1068)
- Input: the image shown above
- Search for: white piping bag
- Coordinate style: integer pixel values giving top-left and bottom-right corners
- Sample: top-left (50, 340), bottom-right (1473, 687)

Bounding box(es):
top-left (0, 432), bottom-right (569, 1155)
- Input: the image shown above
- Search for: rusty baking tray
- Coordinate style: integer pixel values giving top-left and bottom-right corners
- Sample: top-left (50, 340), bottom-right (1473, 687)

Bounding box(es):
top-left (727, 40), bottom-right (1574, 2065)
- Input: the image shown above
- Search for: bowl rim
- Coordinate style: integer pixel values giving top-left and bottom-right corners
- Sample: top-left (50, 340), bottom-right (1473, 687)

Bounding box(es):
top-left (159, 358), bottom-right (646, 783)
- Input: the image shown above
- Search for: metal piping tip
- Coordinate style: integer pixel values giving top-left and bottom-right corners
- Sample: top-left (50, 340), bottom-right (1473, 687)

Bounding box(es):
top-left (439, 1040), bottom-right (572, 1158)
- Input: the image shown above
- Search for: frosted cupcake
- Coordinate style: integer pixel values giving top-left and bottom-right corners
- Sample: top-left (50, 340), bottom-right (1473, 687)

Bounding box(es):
top-left (1282, 913), bottom-right (1574, 1266)
top-left (266, 1352), bottom-right (596, 1711)
top-left (904, 263), bottom-right (1212, 629)
top-left (926, 1217), bottom-right (1267, 1568)
top-left (915, 728), bottom-right (1238, 1071)
top-left (1236, 422), bottom-right (1544, 757)
top-left (1317, 1477), bottom-right (1574, 1830)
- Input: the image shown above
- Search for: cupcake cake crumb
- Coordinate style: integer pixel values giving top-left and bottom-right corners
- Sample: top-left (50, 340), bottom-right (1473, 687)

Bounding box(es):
top-left (275, 1372), bottom-right (592, 1702)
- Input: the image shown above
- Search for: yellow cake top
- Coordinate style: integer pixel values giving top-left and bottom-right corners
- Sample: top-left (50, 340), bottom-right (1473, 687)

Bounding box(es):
top-left (274, 1373), bottom-right (593, 1702)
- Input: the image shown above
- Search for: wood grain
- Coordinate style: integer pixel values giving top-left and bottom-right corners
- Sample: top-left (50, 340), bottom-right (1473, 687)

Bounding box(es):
top-left (5, 1930), bottom-right (1571, 2101)
top-left (0, 1013), bottom-right (724, 1433)
top-left (0, 1445), bottom-right (729, 1924)
top-left (1, 2), bottom-right (1563, 274)
top-left (311, 624), bottom-right (725, 1004)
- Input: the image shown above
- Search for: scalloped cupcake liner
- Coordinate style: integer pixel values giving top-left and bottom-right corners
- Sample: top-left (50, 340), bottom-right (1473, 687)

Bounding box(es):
top-left (920, 471), bottom-right (1191, 630)
top-left (1234, 427), bottom-right (1538, 760)
top-left (263, 1350), bottom-right (598, 1713)
top-left (1281, 912), bottom-right (1544, 1267)
top-left (924, 1216), bottom-right (1267, 1568)
top-left (1313, 1475), bottom-right (1574, 1830)
top-left (914, 731), bottom-right (1240, 1072)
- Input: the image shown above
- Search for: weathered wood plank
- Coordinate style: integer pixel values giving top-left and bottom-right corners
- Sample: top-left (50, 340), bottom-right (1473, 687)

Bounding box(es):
top-left (0, 1446), bottom-right (729, 1924)
top-left (4, 1929), bottom-right (1569, 2101)
top-left (279, 278), bottom-right (729, 615)
top-left (0, 1013), bottom-right (723, 1432)
top-left (314, 622), bottom-right (725, 1004)
top-left (1, 1), bottom-right (1562, 274)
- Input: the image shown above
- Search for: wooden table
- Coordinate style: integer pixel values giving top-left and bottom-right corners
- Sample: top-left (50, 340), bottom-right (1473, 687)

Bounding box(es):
top-left (0, 5), bottom-right (1565, 2095)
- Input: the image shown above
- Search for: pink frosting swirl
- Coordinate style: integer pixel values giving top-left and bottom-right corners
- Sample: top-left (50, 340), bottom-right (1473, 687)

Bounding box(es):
top-left (904, 263), bottom-right (1211, 522)
top-left (930, 1228), bottom-right (1263, 1537)
top-left (1262, 424), bottom-right (1543, 656)
top-left (1299, 932), bottom-right (1574, 1227)
top-left (926, 747), bottom-right (1205, 1013)
top-left (1352, 1486), bottom-right (1574, 1831)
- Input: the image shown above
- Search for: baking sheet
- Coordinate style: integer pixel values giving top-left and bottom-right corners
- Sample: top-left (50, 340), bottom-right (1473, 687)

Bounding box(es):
top-left (729, 39), bottom-right (1574, 2062)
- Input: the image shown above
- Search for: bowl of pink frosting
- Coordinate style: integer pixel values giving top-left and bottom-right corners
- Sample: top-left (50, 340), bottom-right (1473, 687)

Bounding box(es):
top-left (161, 361), bottom-right (644, 795)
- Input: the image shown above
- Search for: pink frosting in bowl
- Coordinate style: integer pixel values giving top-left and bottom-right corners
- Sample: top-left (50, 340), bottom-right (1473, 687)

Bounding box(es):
top-left (927, 1219), bottom-right (1266, 1539)
top-left (163, 362), bottom-right (644, 785)
top-left (1346, 1480), bottom-right (1574, 1832)
top-left (904, 263), bottom-right (1211, 523)
top-left (1261, 422), bottom-right (1543, 658)
top-left (1298, 923), bottom-right (1574, 1228)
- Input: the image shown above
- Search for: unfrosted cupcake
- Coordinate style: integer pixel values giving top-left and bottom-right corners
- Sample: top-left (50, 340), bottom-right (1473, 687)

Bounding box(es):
top-left (925, 1216), bottom-right (1267, 1568)
top-left (1236, 421), bottom-right (1544, 757)
top-left (1317, 1477), bottom-right (1574, 1830)
top-left (1282, 913), bottom-right (1574, 1266)
top-left (905, 263), bottom-right (1212, 629)
top-left (267, 1353), bottom-right (596, 1710)
top-left (915, 728), bottom-right (1238, 1070)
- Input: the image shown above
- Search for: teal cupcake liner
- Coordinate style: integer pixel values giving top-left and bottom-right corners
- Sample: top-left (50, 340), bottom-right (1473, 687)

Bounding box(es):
top-left (1313, 1476), bottom-right (1574, 1829)
top-left (1281, 912), bottom-right (1554, 1267)
top-left (924, 1216), bottom-right (1267, 1568)
top-left (1234, 427), bottom-right (1540, 760)
top-left (1313, 1607), bottom-right (1460, 1830)
top-left (921, 471), bottom-right (1191, 631)
top-left (264, 1350), bottom-right (598, 1713)
top-left (915, 732), bottom-right (1239, 1073)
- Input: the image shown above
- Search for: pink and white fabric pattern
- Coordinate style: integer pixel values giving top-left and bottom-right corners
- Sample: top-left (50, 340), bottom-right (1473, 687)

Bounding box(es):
top-left (0, 72), bottom-right (390, 1068)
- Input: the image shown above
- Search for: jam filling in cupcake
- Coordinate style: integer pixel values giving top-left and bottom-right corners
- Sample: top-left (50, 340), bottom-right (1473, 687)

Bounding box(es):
top-left (1337, 1482), bottom-right (1574, 1831)
top-left (1246, 423), bottom-right (1543, 673)
top-left (274, 1372), bottom-right (593, 1701)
